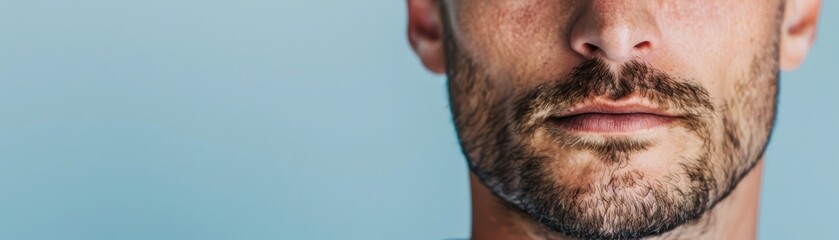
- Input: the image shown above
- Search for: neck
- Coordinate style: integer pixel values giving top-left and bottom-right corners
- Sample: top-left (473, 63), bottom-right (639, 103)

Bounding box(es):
top-left (470, 160), bottom-right (764, 240)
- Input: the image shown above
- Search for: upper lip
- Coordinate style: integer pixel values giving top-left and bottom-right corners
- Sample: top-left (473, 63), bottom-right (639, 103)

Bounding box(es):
top-left (553, 100), bottom-right (678, 118)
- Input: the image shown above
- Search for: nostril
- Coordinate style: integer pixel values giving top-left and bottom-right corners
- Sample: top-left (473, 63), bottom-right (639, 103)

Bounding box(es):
top-left (583, 43), bottom-right (600, 54)
top-left (632, 41), bottom-right (653, 56)
top-left (634, 41), bottom-right (652, 50)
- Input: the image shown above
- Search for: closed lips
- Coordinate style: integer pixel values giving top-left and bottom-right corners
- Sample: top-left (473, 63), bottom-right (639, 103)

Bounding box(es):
top-left (548, 104), bottom-right (680, 133)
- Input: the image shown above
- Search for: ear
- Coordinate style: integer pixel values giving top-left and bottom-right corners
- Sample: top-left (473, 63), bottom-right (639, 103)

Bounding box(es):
top-left (407, 0), bottom-right (446, 74)
top-left (779, 0), bottom-right (821, 71)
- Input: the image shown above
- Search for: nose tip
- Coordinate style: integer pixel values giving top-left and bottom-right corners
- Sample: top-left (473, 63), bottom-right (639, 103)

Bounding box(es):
top-left (569, 2), bottom-right (660, 63)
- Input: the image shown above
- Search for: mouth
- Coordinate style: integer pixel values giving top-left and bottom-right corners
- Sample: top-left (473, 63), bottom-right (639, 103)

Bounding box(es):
top-left (547, 102), bottom-right (680, 133)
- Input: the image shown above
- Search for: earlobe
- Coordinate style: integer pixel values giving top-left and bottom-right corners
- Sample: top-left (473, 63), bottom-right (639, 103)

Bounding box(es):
top-left (779, 0), bottom-right (821, 71)
top-left (407, 0), bottom-right (447, 74)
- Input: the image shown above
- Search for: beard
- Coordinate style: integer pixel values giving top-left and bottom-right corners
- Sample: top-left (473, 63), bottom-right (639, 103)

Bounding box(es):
top-left (442, 11), bottom-right (780, 240)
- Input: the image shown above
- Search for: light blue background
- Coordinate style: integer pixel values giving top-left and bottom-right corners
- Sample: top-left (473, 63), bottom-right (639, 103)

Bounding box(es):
top-left (0, 1), bottom-right (835, 239)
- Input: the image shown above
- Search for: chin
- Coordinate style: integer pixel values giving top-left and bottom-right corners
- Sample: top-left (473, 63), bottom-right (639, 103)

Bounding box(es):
top-left (496, 127), bottom-right (716, 238)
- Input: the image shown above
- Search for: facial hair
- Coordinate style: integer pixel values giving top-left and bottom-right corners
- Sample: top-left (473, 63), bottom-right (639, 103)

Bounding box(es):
top-left (442, 6), bottom-right (780, 240)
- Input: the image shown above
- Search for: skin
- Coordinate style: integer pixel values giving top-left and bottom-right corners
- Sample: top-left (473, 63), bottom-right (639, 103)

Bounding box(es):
top-left (408, 0), bottom-right (820, 239)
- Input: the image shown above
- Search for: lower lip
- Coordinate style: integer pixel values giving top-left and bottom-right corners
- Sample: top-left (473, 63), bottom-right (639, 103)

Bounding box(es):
top-left (548, 113), bottom-right (677, 133)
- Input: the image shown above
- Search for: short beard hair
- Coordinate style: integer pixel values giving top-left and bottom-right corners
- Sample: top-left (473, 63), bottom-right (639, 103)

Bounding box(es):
top-left (441, 3), bottom-right (781, 239)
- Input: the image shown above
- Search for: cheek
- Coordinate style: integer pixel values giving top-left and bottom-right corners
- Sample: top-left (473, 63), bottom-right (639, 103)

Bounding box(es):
top-left (453, 0), bottom-right (584, 89)
top-left (653, 1), bottom-right (777, 101)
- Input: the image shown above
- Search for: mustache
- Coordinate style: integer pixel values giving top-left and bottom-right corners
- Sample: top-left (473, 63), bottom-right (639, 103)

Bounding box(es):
top-left (514, 58), bottom-right (715, 134)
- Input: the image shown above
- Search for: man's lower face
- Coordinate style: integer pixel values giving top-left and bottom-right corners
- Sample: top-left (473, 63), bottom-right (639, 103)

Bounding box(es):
top-left (446, 40), bottom-right (778, 239)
